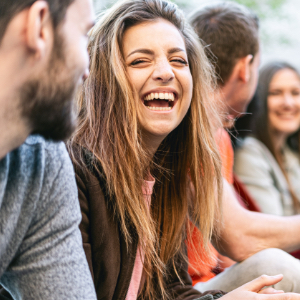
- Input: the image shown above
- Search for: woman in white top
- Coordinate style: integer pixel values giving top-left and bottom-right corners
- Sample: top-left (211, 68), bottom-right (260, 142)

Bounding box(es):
top-left (234, 62), bottom-right (300, 216)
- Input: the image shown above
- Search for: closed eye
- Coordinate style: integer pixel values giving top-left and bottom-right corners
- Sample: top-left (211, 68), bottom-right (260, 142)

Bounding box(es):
top-left (269, 91), bottom-right (281, 96)
top-left (171, 59), bottom-right (188, 65)
top-left (130, 59), bottom-right (148, 66)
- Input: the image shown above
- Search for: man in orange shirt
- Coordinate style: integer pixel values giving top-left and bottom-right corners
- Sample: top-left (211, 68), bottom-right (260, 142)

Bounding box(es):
top-left (188, 2), bottom-right (300, 293)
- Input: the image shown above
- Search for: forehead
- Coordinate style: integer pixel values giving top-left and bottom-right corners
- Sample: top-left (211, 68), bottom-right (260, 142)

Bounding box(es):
top-left (270, 69), bottom-right (300, 87)
top-left (122, 19), bottom-right (186, 54)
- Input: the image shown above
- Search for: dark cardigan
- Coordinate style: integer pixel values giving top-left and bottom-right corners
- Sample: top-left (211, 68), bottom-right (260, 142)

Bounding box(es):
top-left (72, 146), bottom-right (225, 300)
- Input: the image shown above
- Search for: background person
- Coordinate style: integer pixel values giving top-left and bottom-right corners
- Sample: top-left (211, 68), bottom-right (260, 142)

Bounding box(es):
top-left (189, 2), bottom-right (300, 294)
top-left (234, 62), bottom-right (300, 216)
top-left (0, 0), bottom-right (97, 299)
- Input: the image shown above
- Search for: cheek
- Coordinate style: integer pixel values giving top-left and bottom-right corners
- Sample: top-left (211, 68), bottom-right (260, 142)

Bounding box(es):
top-left (181, 72), bottom-right (193, 105)
top-left (267, 97), bottom-right (277, 113)
top-left (126, 69), bottom-right (147, 95)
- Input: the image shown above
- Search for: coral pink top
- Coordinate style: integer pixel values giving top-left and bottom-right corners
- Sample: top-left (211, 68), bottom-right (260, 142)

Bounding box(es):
top-left (126, 175), bottom-right (155, 300)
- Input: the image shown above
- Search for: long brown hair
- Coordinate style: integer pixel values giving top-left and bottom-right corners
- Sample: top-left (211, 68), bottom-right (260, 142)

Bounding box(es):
top-left (235, 61), bottom-right (300, 213)
top-left (68, 0), bottom-right (223, 298)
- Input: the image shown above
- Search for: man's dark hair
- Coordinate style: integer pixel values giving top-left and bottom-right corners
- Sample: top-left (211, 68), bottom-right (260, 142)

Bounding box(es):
top-left (189, 2), bottom-right (259, 86)
top-left (0, 0), bottom-right (75, 42)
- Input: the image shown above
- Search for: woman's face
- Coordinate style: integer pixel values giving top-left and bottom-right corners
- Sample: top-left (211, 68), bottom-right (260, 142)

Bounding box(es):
top-left (268, 68), bottom-right (300, 136)
top-left (123, 19), bottom-right (193, 144)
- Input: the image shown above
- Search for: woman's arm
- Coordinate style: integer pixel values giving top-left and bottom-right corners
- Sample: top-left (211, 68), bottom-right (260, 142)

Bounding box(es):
top-left (165, 245), bottom-right (226, 299)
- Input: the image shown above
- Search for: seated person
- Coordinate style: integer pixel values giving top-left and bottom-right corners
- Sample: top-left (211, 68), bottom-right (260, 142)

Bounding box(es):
top-left (234, 62), bottom-right (300, 216)
top-left (0, 0), bottom-right (97, 298)
top-left (189, 2), bottom-right (300, 294)
top-left (69, 0), bottom-right (300, 299)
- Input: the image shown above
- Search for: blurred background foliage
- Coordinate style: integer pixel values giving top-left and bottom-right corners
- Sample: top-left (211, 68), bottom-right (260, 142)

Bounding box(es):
top-left (92, 0), bottom-right (300, 68)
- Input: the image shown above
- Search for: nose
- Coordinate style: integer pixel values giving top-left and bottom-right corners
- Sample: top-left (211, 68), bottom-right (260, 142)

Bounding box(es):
top-left (282, 93), bottom-right (295, 107)
top-left (152, 59), bottom-right (175, 83)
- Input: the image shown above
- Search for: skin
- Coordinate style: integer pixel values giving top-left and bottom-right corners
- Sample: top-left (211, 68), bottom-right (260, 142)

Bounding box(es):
top-left (267, 68), bottom-right (300, 151)
top-left (123, 19), bottom-right (193, 156)
top-left (0, 0), bottom-right (95, 159)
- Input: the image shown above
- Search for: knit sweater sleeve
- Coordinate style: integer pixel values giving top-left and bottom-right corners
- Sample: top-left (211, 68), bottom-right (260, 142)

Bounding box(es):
top-left (0, 139), bottom-right (97, 300)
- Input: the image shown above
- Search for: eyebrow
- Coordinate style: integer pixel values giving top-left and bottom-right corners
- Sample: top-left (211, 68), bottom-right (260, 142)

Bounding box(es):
top-left (126, 47), bottom-right (186, 58)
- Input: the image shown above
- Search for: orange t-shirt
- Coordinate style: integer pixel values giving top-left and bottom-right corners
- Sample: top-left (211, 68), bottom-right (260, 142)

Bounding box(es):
top-left (215, 128), bottom-right (234, 185)
top-left (188, 129), bottom-right (234, 285)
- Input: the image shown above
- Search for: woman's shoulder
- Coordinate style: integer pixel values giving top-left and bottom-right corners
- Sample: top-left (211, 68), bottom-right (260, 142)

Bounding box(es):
top-left (284, 145), bottom-right (300, 173)
top-left (237, 136), bottom-right (265, 149)
top-left (234, 136), bottom-right (276, 174)
top-left (235, 136), bottom-right (271, 158)
top-left (68, 143), bottom-right (111, 205)
top-left (69, 143), bottom-right (105, 182)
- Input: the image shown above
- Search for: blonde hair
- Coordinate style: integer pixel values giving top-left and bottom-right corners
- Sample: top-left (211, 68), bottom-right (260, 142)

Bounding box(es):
top-left (69, 0), bottom-right (223, 298)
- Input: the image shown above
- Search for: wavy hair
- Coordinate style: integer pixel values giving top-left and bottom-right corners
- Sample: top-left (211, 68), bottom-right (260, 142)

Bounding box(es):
top-left (68, 0), bottom-right (223, 298)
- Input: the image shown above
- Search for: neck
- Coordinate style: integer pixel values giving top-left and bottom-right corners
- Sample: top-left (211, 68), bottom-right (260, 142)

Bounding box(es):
top-left (219, 83), bottom-right (239, 115)
top-left (142, 131), bottom-right (165, 159)
top-left (213, 88), bottom-right (234, 130)
top-left (0, 127), bottom-right (29, 160)
top-left (0, 74), bottom-right (31, 159)
top-left (0, 44), bottom-right (34, 159)
top-left (272, 130), bottom-right (288, 152)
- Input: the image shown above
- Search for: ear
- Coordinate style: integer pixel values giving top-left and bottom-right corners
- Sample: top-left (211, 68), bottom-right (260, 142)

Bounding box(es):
top-left (26, 1), bottom-right (53, 59)
top-left (237, 54), bottom-right (254, 83)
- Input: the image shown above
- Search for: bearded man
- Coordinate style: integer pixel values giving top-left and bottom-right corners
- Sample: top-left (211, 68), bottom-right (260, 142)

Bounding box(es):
top-left (0, 0), bottom-right (97, 299)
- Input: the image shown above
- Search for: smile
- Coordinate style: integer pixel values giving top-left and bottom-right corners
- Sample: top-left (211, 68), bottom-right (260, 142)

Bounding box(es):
top-left (143, 92), bottom-right (176, 111)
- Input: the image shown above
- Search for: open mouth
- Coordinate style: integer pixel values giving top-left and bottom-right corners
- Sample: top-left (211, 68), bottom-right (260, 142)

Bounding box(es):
top-left (143, 92), bottom-right (176, 111)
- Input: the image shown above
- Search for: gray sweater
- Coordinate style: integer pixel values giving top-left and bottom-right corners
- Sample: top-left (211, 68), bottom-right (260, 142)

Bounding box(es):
top-left (0, 135), bottom-right (97, 300)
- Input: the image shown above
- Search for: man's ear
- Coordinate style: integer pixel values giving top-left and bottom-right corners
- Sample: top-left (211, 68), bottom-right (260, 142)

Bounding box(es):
top-left (26, 1), bottom-right (53, 59)
top-left (237, 54), bottom-right (254, 83)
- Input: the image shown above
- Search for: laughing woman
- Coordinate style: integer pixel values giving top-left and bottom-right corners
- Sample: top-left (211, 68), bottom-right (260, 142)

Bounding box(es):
top-left (68, 0), bottom-right (280, 299)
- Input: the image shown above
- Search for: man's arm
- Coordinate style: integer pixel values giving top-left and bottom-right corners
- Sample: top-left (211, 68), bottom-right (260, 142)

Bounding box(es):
top-left (213, 179), bottom-right (300, 262)
top-left (0, 144), bottom-right (97, 300)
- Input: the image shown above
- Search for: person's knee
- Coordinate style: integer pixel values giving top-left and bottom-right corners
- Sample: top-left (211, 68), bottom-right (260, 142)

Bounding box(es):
top-left (244, 248), bottom-right (299, 292)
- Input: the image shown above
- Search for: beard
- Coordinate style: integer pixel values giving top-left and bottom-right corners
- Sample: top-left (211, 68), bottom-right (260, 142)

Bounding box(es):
top-left (20, 32), bottom-right (80, 142)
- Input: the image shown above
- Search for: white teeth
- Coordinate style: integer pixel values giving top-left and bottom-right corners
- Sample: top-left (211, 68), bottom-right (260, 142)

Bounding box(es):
top-left (144, 92), bottom-right (175, 101)
top-left (146, 106), bottom-right (172, 111)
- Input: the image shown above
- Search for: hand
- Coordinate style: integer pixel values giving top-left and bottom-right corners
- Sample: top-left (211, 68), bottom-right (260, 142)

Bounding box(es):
top-left (222, 274), bottom-right (300, 299)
